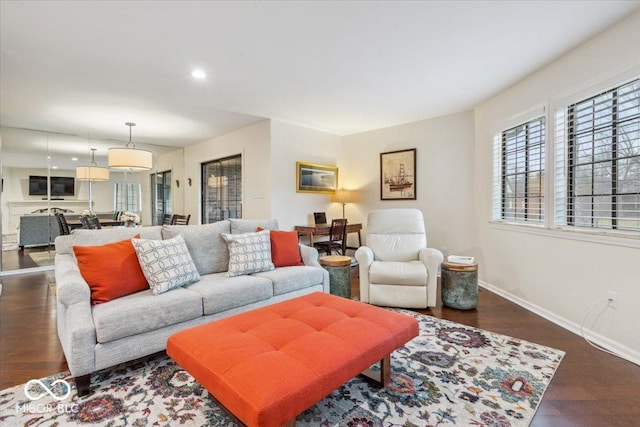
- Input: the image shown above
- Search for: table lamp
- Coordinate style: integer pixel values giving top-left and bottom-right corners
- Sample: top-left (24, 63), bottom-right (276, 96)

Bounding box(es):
top-left (333, 189), bottom-right (353, 219)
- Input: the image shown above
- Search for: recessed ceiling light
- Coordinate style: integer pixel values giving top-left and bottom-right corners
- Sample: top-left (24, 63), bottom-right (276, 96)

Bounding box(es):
top-left (71, 157), bottom-right (78, 161)
top-left (191, 68), bottom-right (207, 80)
top-left (52, 166), bottom-right (59, 169)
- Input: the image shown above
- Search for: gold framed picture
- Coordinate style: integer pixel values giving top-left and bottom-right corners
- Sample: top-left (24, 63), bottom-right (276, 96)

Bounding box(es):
top-left (296, 161), bottom-right (338, 194)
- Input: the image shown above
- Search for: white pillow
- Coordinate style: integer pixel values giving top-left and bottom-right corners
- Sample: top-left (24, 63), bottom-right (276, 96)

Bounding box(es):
top-left (221, 230), bottom-right (274, 277)
top-left (132, 234), bottom-right (200, 295)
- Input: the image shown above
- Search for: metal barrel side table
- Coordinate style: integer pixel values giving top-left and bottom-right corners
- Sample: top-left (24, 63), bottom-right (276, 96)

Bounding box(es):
top-left (319, 255), bottom-right (352, 298)
top-left (441, 261), bottom-right (478, 310)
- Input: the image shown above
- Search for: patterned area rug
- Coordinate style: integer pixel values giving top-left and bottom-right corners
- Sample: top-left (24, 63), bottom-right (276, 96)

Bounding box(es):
top-left (28, 250), bottom-right (56, 267)
top-left (0, 311), bottom-right (564, 427)
top-left (28, 250), bottom-right (57, 293)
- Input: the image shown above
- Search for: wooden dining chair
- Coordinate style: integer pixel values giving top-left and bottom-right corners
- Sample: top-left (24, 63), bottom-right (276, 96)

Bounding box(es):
top-left (314, 218), bottom-right (347, 255)
top-left (171, 214), bottom-right (191, 225)
top-left (54, 213), bottom-right (71, 236)
top-left (78, 216), bottom-right (92, 229)
top-left (162, 214), bottom-right (173, 225)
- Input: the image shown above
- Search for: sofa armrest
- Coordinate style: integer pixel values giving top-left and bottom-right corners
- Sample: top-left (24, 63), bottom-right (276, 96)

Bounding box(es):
top-left (56, 300), bottom-right (97, 377)
top-left (54, 253), bottom-right (97, 376)
top-left (299, 244), bottom-right (320, 267)
top-left (55, 253), bottom-right (91, 306)
top-left (299, 244), bottom-right (331, 293)
top-left (355, 246), bottom-right (374, 303)
top-left (419, 247), bottom-right (444, 307)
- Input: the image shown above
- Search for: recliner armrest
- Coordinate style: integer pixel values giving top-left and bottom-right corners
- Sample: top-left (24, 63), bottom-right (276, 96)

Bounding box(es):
top-left (419, 247), bottom-right (444, 306)
top-left (355, 246), bottom-right (374, 303)
top-left (355, 246), bottom-right (374, 266)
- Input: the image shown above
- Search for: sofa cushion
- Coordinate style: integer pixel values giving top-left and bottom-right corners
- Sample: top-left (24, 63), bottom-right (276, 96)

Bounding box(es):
top-left (133, 235), bottom-right (201, 295)
top-left (92, 287), bottom-right (203, 343)
top-left (252, 266), bottom-right (325, 296)
top-left (258, 228), bottom-right (304, 267)
top-left (73, 236), bottom-right (148, 305)
top-left (222, 230), bottom-right (274, 277)
top-left (162, 221), bottom-right (231, 274)
top-left (269, 230), bottom-right (303, 267)
top-left (184, 273), bottom-right (273, 315)
top-left (369, 260), bottom-right (427, 286)
top-left (230, 218), bottom-right (278, 234)
top-left (71, 226), bottom-right (162, 247)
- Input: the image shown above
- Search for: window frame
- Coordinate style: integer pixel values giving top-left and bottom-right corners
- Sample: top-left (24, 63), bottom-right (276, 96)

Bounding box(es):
top-left (497, 117), bottom-right (546, 225)
top-left (201, 154), bottom-right (243, 224)
top-left (563, 79), bottom-right (640, 233)
top-left (490, 68), bottom-right (640, 248)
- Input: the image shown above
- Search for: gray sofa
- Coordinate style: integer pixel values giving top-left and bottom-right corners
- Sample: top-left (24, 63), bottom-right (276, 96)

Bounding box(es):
top-left (54, 219), bottom-right (329, 396)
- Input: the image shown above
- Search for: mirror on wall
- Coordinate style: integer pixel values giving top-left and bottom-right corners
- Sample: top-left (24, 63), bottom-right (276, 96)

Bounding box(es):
top-left (0, 126), bottom-right (184, 274)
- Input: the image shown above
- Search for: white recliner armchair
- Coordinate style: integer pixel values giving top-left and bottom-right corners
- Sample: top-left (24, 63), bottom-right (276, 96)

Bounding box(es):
top-left (355, 209), bottom-right (443, 308)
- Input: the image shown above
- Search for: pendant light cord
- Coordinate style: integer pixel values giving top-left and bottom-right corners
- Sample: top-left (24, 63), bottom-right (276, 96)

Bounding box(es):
top-left (125, 122), bottom-right (136, 148)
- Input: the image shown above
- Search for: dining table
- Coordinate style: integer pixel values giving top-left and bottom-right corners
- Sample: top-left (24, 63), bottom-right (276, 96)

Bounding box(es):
top-left (294, 222), bottom-right (362, 252)
top-left (66, 218), bottom-right (124, 229)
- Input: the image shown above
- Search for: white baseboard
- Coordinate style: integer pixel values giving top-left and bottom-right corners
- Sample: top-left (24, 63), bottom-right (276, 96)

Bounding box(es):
top-left (479, 280), bottom-right (640, 366)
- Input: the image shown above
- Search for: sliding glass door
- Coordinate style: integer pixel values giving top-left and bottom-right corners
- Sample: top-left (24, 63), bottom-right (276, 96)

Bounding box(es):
top-left (151, 170), bottom-right (172, 225)
top-left (201, 155), bottom-right (242, 223)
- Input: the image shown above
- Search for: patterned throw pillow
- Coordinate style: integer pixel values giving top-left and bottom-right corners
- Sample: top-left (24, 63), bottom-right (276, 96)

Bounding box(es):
top-left (221, 230), bottom-right (275, 277)
top-left (132, 235), bottom-right (200, 295)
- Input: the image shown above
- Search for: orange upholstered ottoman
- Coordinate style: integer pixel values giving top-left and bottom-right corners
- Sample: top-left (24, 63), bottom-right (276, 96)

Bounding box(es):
top-left (167, 292), bottom-right (418, 427)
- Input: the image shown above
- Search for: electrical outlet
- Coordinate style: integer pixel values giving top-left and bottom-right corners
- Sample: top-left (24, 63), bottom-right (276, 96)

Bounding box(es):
top-left (607, 291), bottom-right (618, 309)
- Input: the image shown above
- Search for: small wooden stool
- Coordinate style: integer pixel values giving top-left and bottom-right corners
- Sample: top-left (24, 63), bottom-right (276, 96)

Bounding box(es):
top-left (441, 261), bottom-right (478, 310)
top-left (319, 255), bottom-right (352, 298)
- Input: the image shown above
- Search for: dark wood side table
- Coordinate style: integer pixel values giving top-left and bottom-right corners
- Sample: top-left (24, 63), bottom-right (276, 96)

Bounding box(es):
top-left (441, 261), bottom-right (478, 310)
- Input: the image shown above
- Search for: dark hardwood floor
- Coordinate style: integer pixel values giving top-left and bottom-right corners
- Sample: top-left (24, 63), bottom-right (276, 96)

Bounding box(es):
top-left (1, 266), bottom-right (638, 426)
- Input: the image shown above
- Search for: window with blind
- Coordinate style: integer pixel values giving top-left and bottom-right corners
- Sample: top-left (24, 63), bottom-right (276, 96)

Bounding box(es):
top-left (498, 118), bottom-right (545, 224)
top-left (557, 78), bottom-right (640, 233)
top-left (202, 154), bottom-right (242, 223)
top-left (113, 182), bottom-right (142, 212)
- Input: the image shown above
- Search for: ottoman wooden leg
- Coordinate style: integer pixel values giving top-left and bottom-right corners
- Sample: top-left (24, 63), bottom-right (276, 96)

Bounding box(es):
top-left (360, 354), bottom-right (391, 387)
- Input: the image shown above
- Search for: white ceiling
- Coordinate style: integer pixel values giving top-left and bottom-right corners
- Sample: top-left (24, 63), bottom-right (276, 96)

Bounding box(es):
top-left (1, 1), bottom-right (639, 147)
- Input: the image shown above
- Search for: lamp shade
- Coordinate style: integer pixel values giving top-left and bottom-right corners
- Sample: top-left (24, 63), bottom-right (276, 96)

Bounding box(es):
top-left (108, 147), bottom-right (153, 171)
top-left (207, 175), bottom-right (228, 187)
top-left (75, 165), bottom-right (110, 181)
top-left (333, 189), bottom-right (353, 204)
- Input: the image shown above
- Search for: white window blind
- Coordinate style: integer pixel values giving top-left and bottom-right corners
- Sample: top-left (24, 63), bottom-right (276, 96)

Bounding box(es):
top-left (498, 117), bottom-right (545, 224)
top-left (492, 133), bottom-right (502, 221)
top-left (114, 182), bottom-right (141, 212)
top-left (558, 78), bottom-right (640, 232)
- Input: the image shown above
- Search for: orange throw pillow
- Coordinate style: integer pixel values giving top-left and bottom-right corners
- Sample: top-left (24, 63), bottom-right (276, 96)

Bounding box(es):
top-left (268, 230), bottom-right (304, 267)
top-left (73, 235), bottom-right (148, 304)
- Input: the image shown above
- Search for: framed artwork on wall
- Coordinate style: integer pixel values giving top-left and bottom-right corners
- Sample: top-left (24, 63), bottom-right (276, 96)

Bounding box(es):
top-left (380, 148), bottom-right (416, 200)
top-left (296, 161), bottom-right (338, 194)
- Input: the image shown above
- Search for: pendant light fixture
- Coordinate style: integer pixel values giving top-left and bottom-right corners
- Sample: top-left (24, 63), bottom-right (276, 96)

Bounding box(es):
top-left (76, 148), bottom-right (110, 181)
top-left (108, 122), bottom-right (152, 171)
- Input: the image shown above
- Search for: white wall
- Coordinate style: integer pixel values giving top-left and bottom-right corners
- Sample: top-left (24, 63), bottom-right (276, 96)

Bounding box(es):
top-left (341, 111), bottom-right (476, 254)
top-left (270, 121), bottom-right (342, 230)
top-left (183, 120), bottom-right (271, 223)
top-left (473, 11), bottom-right (640, 358)
top-left (147, 148), bottom-right (185, 225)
